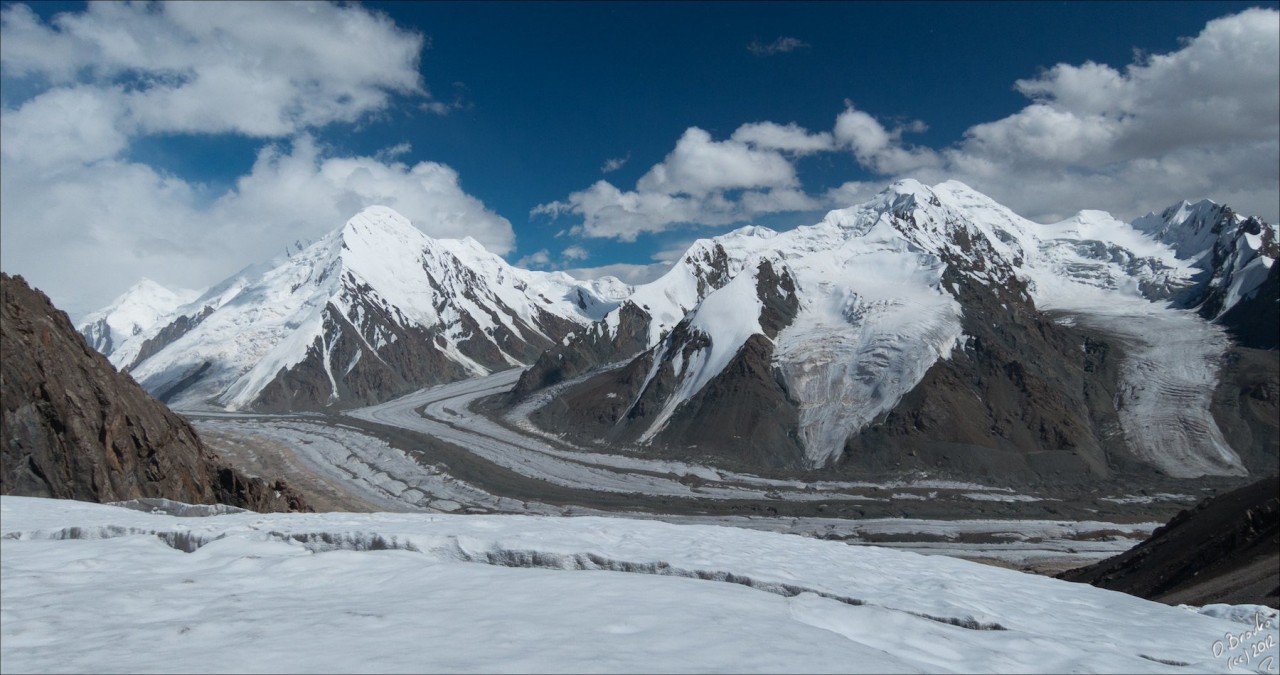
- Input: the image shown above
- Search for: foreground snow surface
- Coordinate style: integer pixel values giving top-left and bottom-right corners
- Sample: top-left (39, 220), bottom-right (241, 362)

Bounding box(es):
top-left (3, 498), bottom-right (1277, 674)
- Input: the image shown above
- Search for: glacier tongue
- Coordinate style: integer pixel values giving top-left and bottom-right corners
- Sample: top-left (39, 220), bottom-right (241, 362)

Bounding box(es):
top-left (1034, 286), bottom-right (1244, 478)
top-left (774, 245), bottom-right (963, 469)
top-left (1027, 206), bottom-right (1244, 477)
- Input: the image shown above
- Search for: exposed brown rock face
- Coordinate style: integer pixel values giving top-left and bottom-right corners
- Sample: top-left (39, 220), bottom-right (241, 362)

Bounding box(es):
top-left (1060, 475), bottom-right (1279, 608)
top-left (528, 260), bottom-right (807, 469)
top-left (1, 273), bottom-right (309, 512)
top-left (124, 305), bottom-right (214, 372)
top-left (250, 299), bottom-right (474, 413)
top-left (1212, 347), bottom-right (1280, 473)
top-left (512, 301), bottom-right (653, 400)
top-left (836, 265), bottom-right (1127, 483)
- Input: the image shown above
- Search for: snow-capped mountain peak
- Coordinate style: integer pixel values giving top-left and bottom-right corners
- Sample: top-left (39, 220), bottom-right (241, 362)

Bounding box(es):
top-left (521, 180), bottom-right (1273, 478)
top-left (122, 206), bottom-right (624, 411)
top-left (76, 277), bottom-right (200, 358)
top-left (1130, 198), bottom-right (1278, 327)
top-left (1132, 198), bottom-right (1231, 261)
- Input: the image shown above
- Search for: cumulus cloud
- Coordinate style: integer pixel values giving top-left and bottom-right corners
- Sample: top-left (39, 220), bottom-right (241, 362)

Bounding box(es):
top-left (533, 124), bottom-right (824, 240)
top-left (0, 85), bottom-right (130, 169)
top-left (833, 103), bottom-right (940, 174)
top-left (0, 136), bottom-right (515, 317)
top-left (0, 2), bottom-right (431, 137)
top-left (0, 1), bottom-right (511, 318)
top-left (730, 121), bottom-right (834, 155)
top-left (515, 249), bottom-right (553, 269)
top-left (912, 7), bottom-right (1280, 222)
top-left (565, 262), bottom-right (670, 285)
top-left (540, 7), bottom-right (1278, 246)
top-left (636, 127), bottom-right (799, 197)
top-left (748, 37), bottom-right (809, 57)
top-left (514, 244), bottom-right (592, 271)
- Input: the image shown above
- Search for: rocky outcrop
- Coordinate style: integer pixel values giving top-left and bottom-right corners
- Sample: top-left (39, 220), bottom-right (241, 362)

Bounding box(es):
top-left (528, 260), bottom-right (807, 469)
top-left (251, 300), bottom-right (473, 412)
top-left (511, 301), bottom-right (652, 399)
top-left (1, 273), bottom-right (310, 512)
top-left (124, 305), bottom-right (214, 372)
top-left (1059, 475), bottom-right (1279, 608)
top-left (1211, 347), bottom-right (1280, 474)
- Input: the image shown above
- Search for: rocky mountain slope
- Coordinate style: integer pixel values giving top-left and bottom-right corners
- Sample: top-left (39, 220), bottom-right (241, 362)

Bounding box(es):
top-left (516, 180), bottom-right (1278, 482)
top-left (112, 206), bottom-right (628, 412)
top-left (1, 273), bottom-right (308, 512)
top-left (1060, 475), bottom-right (1279, 608)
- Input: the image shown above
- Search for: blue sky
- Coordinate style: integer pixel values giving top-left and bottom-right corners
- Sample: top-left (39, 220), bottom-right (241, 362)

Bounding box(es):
top-left (1, 1), bottom-right (1277, 317)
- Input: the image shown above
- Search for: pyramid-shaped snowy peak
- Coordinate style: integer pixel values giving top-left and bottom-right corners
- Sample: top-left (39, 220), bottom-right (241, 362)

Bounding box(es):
top-left (123, 206), bottom-right (627, 411)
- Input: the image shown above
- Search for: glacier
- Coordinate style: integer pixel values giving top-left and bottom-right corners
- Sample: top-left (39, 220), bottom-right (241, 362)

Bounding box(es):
top-left (549, 179), bottom-right (1267, 476)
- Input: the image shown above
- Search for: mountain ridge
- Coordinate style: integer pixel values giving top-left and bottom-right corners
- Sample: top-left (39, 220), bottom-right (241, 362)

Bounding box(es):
top-left (516, 180), bottom-right (1277, 481)
top-left (114, 206), bottom-right (629, 412)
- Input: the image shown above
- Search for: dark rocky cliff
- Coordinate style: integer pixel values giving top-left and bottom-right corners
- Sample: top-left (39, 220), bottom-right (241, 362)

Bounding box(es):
top-left (1, 273), bottom-right (309, 512)
top-left (1060, 475), bottom-right (1279, 608)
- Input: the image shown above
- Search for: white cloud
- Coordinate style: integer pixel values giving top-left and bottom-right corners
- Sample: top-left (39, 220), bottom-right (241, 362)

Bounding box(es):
top-left (914, 7), bottom-right (1280, 222)
top-left (0, 136), bottom-right (515, 319)
top-left (534, 126), bottom-right (825, 241)
top-left (636, 127), bottom-right (798, 197)
top-left (0, 1), bottom-right (431, 137)
top-left (0, 2), bottom-right (510, 318)
top-left (600, 154), bottom-right (629, 173)
top-left (833, 104), bottom-right (940, 174)
top-left (216, 137), bottom-right (514, 252)
top-left (747, 37), bottom-right (809, 57)
top-left (0, 85), bottom-right (128, 170)
top-left (541, 9), bottom-right (1278, 248)
top-left (650, 239), bottom-right (699, 265)
top-left (515, 244), bottom-right (591, 271)
top-left (823, 181), bottom-right (882, 209)
top-left (730, 121), bottom-right (834, 155)
top-left (515, 249), bottom-right (552, 269)
top-left (561, 245), bottom-right (590, 262)
top-left (565, 262), bottom-right (671, 285)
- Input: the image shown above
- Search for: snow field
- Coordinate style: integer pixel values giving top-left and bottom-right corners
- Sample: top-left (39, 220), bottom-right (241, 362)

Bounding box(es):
top-left (2, 497), bottom-right (1275, 674)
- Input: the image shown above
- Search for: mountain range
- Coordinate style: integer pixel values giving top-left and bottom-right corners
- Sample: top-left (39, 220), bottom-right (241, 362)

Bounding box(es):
top-left (83, 206), bottom-right (629, 412)
top-left (80, 181), bottom-right (1278, 483)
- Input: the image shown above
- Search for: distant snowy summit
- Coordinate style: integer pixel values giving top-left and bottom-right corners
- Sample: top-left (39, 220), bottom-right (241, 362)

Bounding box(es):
top-left (515, 180), bottom-right (1277, 481)
top-left (82, 185), bottom-right (1277, 483)
top-left (77, 278), bottom-right (199, 357)
top-left (96, 206), bottom-right (630, 411)
top-left (1132, 198), bottom-right (1279, 348)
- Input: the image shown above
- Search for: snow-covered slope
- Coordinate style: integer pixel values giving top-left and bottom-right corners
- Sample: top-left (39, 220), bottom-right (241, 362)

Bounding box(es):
top-left (3, 496), bottom-right (1275, 674)
top-left (1133, 199), bottom-right (1279, 348)
top-left (76, 278), bottom-right (199, 358)
top-left (126, 206), bottom-right (626, 411)
top-left (521, 180), bottom-right (1274, 477)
